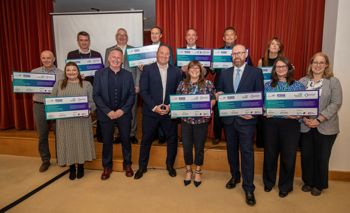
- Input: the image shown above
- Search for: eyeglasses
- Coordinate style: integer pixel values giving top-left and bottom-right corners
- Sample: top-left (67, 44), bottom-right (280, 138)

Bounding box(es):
top-left (232, 52), bottom-right (246, 57)
top-left (312, 61), bottom-right (326, 66)
top-left (275, 65), bottom-right (288, 69)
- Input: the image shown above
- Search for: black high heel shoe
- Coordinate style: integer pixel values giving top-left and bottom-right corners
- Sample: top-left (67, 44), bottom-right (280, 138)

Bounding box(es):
top-left (184, 169), bottom-right (192, 186)
top-left (193, 169), bottom-right (202, 187)
top-left (69, 164), bottom-right (76, 180)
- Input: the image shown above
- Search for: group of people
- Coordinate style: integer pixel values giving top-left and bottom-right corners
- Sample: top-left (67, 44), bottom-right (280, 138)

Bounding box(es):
top-left (31, 26), bottom-right (342, 207)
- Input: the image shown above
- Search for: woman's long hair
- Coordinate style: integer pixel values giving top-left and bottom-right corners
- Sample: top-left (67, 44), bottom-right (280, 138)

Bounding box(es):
top-left (183, 60), bottom-right (206, 90)
top-left (61, 61), bottom-right (83, 89)
top-left (263, 37), bottom-right (284, 66)
top-left (270, 57), bottom-right (295, 87)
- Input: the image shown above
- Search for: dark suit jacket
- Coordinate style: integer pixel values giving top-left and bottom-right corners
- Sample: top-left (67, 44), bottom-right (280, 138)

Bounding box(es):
top-left (93, 67), bottom-right (135, 122)
top-left (216, 65), bottom-right (264, 126)
top-left (140, 62), bottom-right (182, 118)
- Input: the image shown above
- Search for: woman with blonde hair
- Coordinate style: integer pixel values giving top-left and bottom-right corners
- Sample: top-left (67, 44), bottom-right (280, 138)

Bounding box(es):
top-left (299, 52), bottom-right (342, 196)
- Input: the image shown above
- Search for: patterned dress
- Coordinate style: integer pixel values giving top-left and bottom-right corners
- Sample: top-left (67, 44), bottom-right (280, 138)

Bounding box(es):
top-left (51, 80), bottom-right (96, 166)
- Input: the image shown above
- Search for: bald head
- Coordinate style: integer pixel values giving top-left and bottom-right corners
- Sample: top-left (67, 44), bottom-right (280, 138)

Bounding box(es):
top-left (40, 50), bottom-right (55, 69)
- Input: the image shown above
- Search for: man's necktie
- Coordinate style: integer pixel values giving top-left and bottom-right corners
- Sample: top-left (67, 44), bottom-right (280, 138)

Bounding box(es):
top-left (234, 69), bottom-right (241, 92)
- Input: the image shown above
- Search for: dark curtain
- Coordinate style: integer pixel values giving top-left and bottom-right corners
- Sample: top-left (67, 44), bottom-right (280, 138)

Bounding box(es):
top-left (0, 0), bottom-right (54, 129)
top-left (156, 0), bottom-right (325, 138)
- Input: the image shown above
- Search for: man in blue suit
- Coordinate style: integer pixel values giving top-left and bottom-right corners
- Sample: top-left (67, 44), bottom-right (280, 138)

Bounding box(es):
top-left (216, 44), bottom-right (263, 206)
top-left (134, 45), bottom-right (182, 179)
top-left (93, 47), bottom-right (135, 180)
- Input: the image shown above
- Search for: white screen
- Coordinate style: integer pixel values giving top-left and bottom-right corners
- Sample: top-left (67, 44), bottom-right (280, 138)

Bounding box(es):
top-left (52, 11), bottom-right (144, 69)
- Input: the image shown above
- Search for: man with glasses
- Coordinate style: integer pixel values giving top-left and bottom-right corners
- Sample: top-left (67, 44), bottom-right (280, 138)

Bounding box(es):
top-left (216, 44), bottom-right (263, 206)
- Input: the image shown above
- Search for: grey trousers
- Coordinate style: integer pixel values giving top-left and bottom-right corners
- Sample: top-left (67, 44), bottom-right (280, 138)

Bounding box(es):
top-left (33, 103), bottom-right (51, 162)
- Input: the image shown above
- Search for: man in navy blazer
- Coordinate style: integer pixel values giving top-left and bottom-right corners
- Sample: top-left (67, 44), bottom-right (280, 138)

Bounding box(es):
top-left (93, 47), bottom-right (135, 180)
top-left (216, 44), bottom-right (263, 206)
top-left (134, 45), bottom-right (182, 179)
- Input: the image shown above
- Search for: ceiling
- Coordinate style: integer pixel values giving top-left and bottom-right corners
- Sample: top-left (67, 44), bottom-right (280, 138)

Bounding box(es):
top-left (53, 0), bottom-right (155, 29)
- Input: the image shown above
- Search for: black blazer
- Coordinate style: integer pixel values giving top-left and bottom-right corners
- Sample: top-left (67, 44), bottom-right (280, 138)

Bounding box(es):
top-left (93, 67), bottom-right (135, 122)
top-left (140, 62), bottom-right (182, 117)
top-left (216, 65), bottom-right (264, 125)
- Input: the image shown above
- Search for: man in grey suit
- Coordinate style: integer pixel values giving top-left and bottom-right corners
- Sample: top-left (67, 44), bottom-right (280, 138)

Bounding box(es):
top-left (105, 28), bottom-right (141, 144)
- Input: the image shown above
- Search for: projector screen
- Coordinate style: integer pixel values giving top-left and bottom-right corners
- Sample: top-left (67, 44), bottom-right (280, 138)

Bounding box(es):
top-left (51, 11), bottom-right (144, 70)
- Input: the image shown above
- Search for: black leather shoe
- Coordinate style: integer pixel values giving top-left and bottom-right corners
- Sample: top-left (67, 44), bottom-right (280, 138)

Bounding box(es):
top-left (279, 191), bottom-right (289, 198)
top-left (311, 187), bottom-right (322, 196)
top-left (113, 137), bottom-right (121, 144)
top-left (166, 165), bottom-right (177, 177)
top-left (134, 168), bottom-right (147, 179)
top-left (130, 136), bottom-right (138, 144)
top-left (302, 184), bottom-right (312, 192)
top-left (225, 177), bottom-right (241, 189)
top-left (39, 161), bottom-right (51, 172)
top-left (264, 186), bottom-right (272, 192)
top-left (245, 191), bottom-right (256, 206)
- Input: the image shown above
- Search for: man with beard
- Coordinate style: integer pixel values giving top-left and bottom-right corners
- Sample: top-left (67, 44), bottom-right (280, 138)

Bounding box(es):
top-left (216, 44), bottom-right (263, 206)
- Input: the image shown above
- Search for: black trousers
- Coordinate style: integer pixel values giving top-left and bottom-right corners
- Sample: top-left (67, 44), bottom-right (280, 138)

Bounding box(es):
top-left (301, 128), bottom-right (337, 190)
top-left (100, 114), bottom-right (132, 168)
top-left (263, 118), bottom-right (300, 192)
top-left (138, 115), bottom-right (178, 169)
top-left (224, 121), bottom-right (255, 192)
top-left (181, 121), bottom-right (208, 166)
top-left (255, 116), bottom-right (265, 148)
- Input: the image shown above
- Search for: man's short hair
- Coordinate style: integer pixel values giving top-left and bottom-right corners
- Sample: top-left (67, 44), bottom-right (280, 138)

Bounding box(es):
top-left (77, 31), bottom-right (90, 40)
top-left (108, 47), bottom-right (123, 56)
top-left (223, 26), bottom-right (237, 34)
top-left (151, 25), bottom-right (163, 34)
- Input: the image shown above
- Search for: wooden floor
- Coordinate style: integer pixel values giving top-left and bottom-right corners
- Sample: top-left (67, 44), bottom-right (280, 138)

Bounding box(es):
top-left (0, 129), bottom-right (349, 181)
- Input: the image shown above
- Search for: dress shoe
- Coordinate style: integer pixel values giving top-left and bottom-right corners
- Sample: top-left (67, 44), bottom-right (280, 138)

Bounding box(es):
top-left (311, 187), bottom-right (322, 196)
top-left (101, 167), bottom-right (112, 180)
top-left (264, 186), bottom-right (272, 192)
top-left (77, 164), bottom-right (84, 179)
top-left (69, 164), bottom-right (76, 180)
top-left (302, 184), bottom-right (312, 192)
top-left (39, 161), bottom-right (51, 172)
top-left (130, 136), bottom-right (138, 144)
top-left (212, 138), bottom-right (220, 145)
top-left (134, 168), bottom-right (147, 179)
top-left (225, 177), bottom-right (241, 189)
top-left (124, 165), bottom-right (134, 177)
top-left (113, 137), bottom-right (121, 144)
top-left (193, 169), bottom-right (202, 187)
top-left (166, 165), bottom-right (177, 177)
top-left (184, 169), bottom-right (192, 186)
top-left (279, 191), bottom-right (289, 198)
top-left (245, 191), bottom-right (256, 206)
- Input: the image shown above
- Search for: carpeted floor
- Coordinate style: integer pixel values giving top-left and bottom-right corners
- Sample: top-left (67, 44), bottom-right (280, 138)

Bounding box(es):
top-left (1, 154), bottom-right (350, 213)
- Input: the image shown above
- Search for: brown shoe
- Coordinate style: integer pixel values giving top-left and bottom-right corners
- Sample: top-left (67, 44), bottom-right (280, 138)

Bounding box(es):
top-left (101, 167), bottom-right (112, 180)
top-left (39, 161), bottom-right (50, 172)
top-left (124, 165), bottom-right (134, 177)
